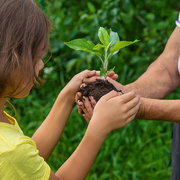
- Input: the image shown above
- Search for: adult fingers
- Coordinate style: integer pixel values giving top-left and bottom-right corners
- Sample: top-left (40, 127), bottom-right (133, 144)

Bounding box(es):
top-left (89, 96), bottom-right (96, 108)
top-left (77, 101), bottom-right (84, 115)
top-left (83, 114), bottom-right (90, 123)
top-left (82, 97), bottom-right (93, 118)
top-left (105, 77), bottom-right (124, 91)
top-left (77, 99), bottom-right (92, 122)
top-left (75, 92), bottom-right (82, 103)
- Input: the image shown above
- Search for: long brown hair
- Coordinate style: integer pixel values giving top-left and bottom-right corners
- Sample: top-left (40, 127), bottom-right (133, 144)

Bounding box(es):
top-left (0, 0), bottom-right (51, 97)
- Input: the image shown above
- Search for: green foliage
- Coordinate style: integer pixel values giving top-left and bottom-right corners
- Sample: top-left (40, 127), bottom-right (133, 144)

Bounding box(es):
top-left (6, 0), bottom-right (180, 179)
top-left (65, 27), bottom-right (139, 78)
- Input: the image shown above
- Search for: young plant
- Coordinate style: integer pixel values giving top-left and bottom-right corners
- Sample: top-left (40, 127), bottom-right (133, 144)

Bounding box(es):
top-left (65, 27), bottom-right (139, 80)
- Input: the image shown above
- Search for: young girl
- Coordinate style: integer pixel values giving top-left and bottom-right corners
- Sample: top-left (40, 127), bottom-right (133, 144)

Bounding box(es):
top-left (0, 0), bottom-right (140, 179)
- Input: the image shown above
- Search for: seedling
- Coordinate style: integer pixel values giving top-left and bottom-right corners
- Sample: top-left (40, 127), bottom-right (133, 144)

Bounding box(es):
top-left (65, 27), bottom-right (139, 80)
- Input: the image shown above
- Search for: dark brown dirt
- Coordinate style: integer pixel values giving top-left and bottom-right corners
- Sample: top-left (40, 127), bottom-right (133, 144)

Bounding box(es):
top-left (77, 79), bottom-right (123, 102)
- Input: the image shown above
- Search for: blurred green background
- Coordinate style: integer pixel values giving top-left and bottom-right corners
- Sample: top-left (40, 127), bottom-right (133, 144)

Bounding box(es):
top-left (6, 0), bottom-right (180, 179)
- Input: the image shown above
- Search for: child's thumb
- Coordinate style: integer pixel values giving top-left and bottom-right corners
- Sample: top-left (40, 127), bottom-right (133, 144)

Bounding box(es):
top-left (100, 90), bottom-right (119, 102)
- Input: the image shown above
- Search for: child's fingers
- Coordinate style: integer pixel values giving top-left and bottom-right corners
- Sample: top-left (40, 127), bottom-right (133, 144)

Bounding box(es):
top-left (83, 76), bottom-right (100, 83)
top-left (80, 69), bottom-right (96, 78)
top-left (119, 91), bottom-right (136, 103)
top-left (100, 90), bottom-right (120, 102)
top-left (125, 113), bottom-right (136, 125)
top-left (126, 101), bottom-right (141, 120)
top-left (82, 71), bottom-right (118, 83)
top-left (125, 94), bottom-right (140, 110)
top-left (125, 101), bottom-right (141, 124)
top-left (107, 71), bottom-right (118, 80)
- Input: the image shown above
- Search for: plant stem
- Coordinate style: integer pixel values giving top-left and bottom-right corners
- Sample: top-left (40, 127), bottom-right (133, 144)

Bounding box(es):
top-left (104, 49), bottom-right (108, 81)
top-left (98, 56), bottom-right (104, 65)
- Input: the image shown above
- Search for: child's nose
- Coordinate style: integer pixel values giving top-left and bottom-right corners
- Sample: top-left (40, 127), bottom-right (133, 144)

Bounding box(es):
top-left (39, 59), bottom-right (44, 70)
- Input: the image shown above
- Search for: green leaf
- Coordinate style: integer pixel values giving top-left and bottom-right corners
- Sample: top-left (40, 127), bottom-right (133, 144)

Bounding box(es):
top-left (64, 39), bottom-right (97, 54)
top-left (107, 66), bottom-right (116, 73)
top-left (93, 44), bottom-right (106, 51)
top-left (100, 68), bottom-right (108, 78)
top-left (109, 30), bottom-right (120, 50)
top-left (98, 27), bottom-right (110, 47)
top-left (87, 2), bottom-right (96, 13)
top-left (110, 39), bottom-right (139, 54)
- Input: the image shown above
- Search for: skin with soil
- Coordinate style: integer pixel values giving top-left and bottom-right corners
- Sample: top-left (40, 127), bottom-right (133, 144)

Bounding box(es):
top-left (77, 79), bottom-right (123, 102)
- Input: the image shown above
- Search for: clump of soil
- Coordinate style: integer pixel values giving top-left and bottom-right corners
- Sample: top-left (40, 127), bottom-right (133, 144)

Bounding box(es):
top-left (77, 79), bottom-right (123, 102)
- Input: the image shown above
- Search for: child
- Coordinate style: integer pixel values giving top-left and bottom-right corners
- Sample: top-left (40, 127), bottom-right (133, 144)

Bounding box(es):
top-left (0, 0), bottom-right (141, 179)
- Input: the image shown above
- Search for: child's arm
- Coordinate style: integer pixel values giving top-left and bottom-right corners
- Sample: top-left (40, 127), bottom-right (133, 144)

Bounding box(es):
top-left (48, 90), bottom-right (140, 180)
top-left (31, 70), bottom-right (97, 161)
top-left (32, 70), bottom-right (118, 161)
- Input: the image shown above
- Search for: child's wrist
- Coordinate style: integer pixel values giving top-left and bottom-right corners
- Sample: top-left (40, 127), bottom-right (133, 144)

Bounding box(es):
top-left (86, 124), bottom-right (107, 143)
top-left (87, 117), bottom-right (109, 140)
top-left (59, 87), bottom-right (75, 104)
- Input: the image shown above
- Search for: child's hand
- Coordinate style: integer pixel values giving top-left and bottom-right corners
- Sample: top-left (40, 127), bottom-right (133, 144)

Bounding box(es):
top-left (88, 91), bottom-right (141, 137)
top-left (64, 70), bottom-right (118, 102)
top-left (63, 70), bottom-right (97, 101)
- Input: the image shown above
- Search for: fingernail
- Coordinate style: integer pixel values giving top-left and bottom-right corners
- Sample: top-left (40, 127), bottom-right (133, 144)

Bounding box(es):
top-left (91, 70), bottom-right (96, 72)
top-left (118, 92), bottom-right (122, 95)
top-left (82, 114), bottom-right (85, 117)
top-left (139, 102), bottom-right (141, 105)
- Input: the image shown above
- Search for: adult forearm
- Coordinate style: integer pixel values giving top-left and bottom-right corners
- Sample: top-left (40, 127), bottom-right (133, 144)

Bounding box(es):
top-left (32, 89), bottom-right (74, 161)
top-left (124, 58), bottom-right (176, 98)
top-left (124, 26), bottom-right (180, 99)
top-left (137, 97), bottom-right (180, 123)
